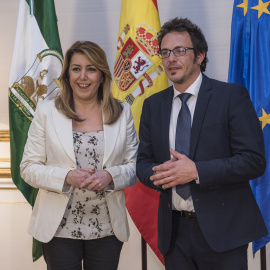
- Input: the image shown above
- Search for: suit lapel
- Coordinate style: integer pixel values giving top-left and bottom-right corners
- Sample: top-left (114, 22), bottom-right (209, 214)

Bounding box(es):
top-left (51, 105), bottom-right (76, 163)
top-left (190, 75), bottom-right (212, 159)
top-left (161, 86), bottom-right (174, 161)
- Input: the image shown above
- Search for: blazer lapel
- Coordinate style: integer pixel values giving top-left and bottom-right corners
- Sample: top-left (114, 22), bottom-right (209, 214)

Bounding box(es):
top-left (161, 86), bottom-right (174, 161)
top-left (190, 75), bottom-right (212, 159)
top-left (103, 114), bottom-right (119, 166)
top-left (103, 88), bottom-right (173, 166)
top-left (51, 105), bottom-right (76, 163)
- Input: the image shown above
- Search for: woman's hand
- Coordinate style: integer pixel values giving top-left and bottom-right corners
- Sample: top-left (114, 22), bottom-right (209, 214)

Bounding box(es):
top-left (79, 169), bottom-right (113, 191)
top-left (65, 169), bottom-right (91, 188)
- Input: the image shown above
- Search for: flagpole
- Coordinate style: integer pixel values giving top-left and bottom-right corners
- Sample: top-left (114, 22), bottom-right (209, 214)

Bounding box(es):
top-left (142, 237), bottom-right (147, 270)
top-left (260, 246), bottom-right (266, 270)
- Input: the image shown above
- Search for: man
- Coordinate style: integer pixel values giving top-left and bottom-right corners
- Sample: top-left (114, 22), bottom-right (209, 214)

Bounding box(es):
top-left (136, 17), bottom-right (267, 270)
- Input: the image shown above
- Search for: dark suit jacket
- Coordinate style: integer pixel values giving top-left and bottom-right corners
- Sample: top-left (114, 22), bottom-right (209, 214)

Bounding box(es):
top-left (136, 74), bottom-right (267, 255)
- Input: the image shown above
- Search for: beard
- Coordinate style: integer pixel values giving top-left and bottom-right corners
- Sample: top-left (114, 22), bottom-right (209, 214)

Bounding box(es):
top-left (167, 57), bottom-right (198, 86)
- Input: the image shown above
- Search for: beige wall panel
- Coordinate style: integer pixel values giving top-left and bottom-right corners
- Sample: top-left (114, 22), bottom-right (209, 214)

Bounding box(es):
top-left (0, 190), bottom-right (46, 269)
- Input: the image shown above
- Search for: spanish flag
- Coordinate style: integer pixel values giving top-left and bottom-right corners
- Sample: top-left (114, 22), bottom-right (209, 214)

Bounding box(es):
top-left (112, 0), bottom-right (168, 264)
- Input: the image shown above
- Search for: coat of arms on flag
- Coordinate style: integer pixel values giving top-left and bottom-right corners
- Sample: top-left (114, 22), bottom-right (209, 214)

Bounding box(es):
top-left (113, 22), bottom-right (165, 106)
top-left (9, 49), bottom-right (63, 121)
top-left (112, 0), bottom-right (168, 133)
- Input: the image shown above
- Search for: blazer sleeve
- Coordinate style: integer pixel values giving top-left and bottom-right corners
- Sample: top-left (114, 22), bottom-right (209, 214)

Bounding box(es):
top-left (105, 103), bottom-right (139, 193)
top-left (195, 85), bottom-right (266, 188)
top-left (20, 101), bottom-right (70, 194)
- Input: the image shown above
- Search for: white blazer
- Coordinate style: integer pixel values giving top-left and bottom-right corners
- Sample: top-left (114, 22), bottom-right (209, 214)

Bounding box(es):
top-left (20, 99), bottom-right (138, 243)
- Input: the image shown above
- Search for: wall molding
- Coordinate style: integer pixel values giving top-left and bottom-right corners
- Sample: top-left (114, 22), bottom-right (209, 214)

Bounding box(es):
top-left (0, 130), bottom-right (10, 142)
top-left (0, 131), bottom-right (12, 186)
top-left (0, 158), bottom-right (10, 162)
top-left (0, 179), bottom-right (16, 189)
top-left (0, 168), bottom-right (11, 178)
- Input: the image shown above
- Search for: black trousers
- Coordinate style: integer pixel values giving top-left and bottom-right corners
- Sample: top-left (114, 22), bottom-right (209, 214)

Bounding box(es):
top-left (164, 211), bottom-right (248, 270)
top-left (42, 235), bottom-right (123, 270)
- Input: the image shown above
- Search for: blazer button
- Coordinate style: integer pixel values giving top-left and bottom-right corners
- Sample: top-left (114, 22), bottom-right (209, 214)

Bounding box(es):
top-left (103, 166), bottom-right (107, 169)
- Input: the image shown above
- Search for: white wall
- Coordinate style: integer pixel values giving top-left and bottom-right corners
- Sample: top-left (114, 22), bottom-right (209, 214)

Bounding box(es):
top-left (0, 0), bottom-right (269, 269)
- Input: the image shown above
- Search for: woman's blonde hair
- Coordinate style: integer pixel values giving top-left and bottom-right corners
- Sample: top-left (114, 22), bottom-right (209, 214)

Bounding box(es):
top-left (55, 41), bottom-right (122, 125)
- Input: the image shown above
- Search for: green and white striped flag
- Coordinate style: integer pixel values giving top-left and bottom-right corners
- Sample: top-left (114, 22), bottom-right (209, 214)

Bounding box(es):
top-left (8, 0), bottom-right (63, 261)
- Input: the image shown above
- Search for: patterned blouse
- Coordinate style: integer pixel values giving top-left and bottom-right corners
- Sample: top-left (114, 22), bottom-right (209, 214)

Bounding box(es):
top-left (55, 131), bottom-right (114, 240)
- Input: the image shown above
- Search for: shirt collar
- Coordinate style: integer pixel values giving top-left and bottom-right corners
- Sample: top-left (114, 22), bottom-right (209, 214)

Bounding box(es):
top-left (173, 73), bottom-right (202, 99)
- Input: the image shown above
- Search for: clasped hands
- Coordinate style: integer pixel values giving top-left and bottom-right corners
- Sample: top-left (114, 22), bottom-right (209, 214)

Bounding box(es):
top-left (150, 149), bottom-right (198, 190)
top-left (65, 168), bottom-right (113, 191)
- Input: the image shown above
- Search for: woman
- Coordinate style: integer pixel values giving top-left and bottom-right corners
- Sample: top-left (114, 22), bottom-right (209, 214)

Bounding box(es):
top-left (20, 41), bottom-right (138, 270)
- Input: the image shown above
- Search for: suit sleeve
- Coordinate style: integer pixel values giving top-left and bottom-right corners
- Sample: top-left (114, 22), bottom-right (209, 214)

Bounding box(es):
top-left (136, 99), bottom-right (162, 191)
top-left (20, 102), bottom-right (70, 194)
top-left (195, 85), bottom-right (266, 188)
top-left (105, 103), bottom-right (138, 192)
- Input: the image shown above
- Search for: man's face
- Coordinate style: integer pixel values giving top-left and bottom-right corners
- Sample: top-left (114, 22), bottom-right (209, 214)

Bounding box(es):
top-left (160, 31), bottom-right (204, 92)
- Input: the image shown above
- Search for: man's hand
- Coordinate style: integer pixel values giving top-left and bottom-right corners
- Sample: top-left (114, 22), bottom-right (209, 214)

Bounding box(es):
top-left (150, 149), bottom-right (198, 189)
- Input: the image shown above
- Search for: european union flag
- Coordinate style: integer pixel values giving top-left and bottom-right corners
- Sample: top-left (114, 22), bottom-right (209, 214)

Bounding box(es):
top-left (228, 0), bottom-right (270, 254)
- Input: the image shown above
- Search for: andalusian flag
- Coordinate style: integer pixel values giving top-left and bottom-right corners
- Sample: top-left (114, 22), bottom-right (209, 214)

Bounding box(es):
top-left (9, 0), bottom-right (63, 261)
top-left (112, 0), bottom-right (168, 264)
top-left (228, 0), bottom-right (270, 254)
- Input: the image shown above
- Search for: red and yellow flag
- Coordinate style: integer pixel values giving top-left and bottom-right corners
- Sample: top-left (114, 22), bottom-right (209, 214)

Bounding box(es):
top-left (112, 0), bottom-right (168, 264)
top-left (112, 0), bottom-right (168, 131)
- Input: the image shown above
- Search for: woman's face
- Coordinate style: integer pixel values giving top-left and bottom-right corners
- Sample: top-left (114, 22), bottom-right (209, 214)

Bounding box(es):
top-left (68, 53), bottom-right (103, 102)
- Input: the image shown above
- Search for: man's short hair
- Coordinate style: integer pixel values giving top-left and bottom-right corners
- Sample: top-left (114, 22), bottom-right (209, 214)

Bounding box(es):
top-left (158, 17), bottom-right (208, 72)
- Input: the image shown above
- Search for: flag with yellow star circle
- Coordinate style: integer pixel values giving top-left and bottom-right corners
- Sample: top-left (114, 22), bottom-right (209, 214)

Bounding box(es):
top-left (228, 0), bottom-right (270, 255)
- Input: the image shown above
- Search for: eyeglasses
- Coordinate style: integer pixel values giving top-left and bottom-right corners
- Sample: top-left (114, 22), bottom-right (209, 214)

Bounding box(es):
top-left (158, 47), bottom-right (194, 59)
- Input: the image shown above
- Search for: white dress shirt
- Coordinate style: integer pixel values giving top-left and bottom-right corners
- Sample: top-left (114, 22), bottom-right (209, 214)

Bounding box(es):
top-left (169, 73), bottom-right (202, 211)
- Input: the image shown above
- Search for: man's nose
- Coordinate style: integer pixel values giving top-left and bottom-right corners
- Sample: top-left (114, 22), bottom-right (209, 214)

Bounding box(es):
top-left (167, 51), bottom-right (177, 61)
